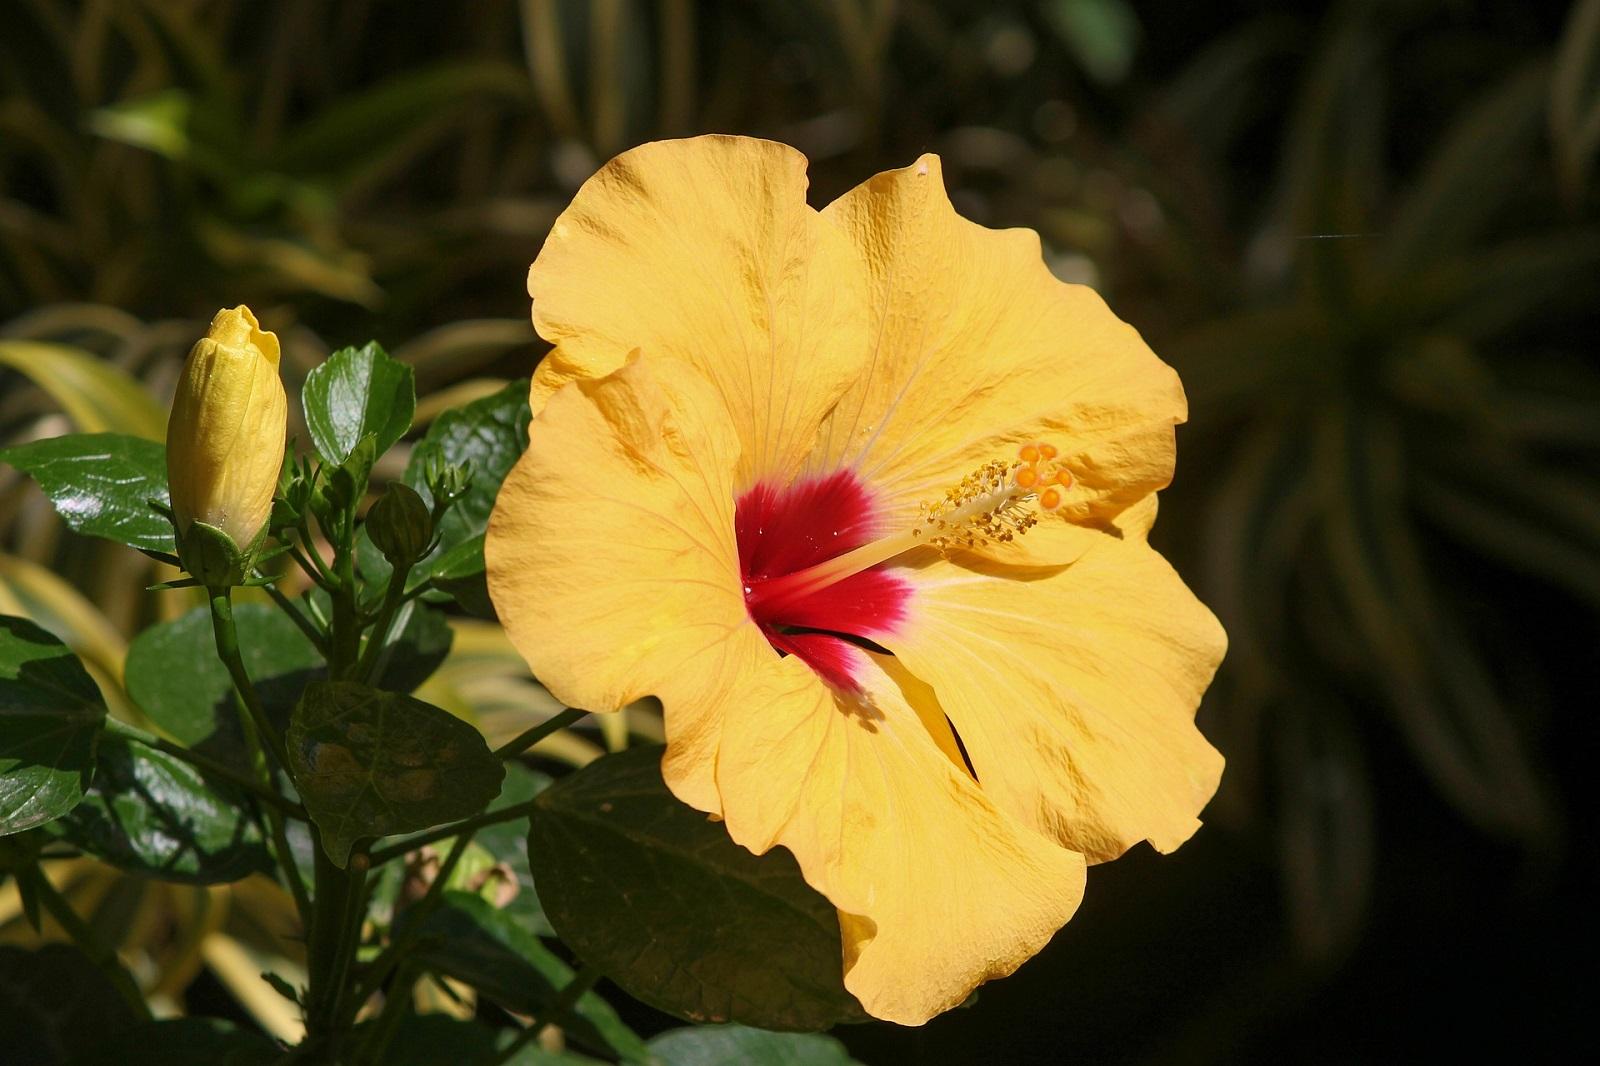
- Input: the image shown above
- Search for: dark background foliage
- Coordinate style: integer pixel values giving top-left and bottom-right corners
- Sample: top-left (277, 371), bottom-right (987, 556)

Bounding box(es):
top-left (2, 0), bottom-right (1596, 1061)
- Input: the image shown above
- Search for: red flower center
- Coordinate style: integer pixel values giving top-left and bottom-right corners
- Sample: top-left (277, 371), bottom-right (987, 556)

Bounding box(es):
top-left (736, 470), bottom-right (910, 689)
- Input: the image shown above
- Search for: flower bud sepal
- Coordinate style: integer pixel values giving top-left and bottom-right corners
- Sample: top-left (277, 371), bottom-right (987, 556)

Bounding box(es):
top-left (175, 518), bottom-right (267, 589)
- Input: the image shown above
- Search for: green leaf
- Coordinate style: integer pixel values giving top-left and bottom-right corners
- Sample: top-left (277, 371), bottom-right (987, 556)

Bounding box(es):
top-left (0, 944), bottom-right (142, 1063)
top-left (529, 746), bottom-right (869, 1030)
top-left (0, 340), bottom-right (167, 439)
top-left (288, 680), bottom-right (503, 866)
top-left (0, 615), bottom-right (106, 835)
top-left (124, 603), bottom-right (321, 769)
top-left (475, 763), bottom-right (554, 936)
top-left (406, 379), bottom-right (530, 561)
top-left (0, 433), bottom-right (174, 554)
top-left (302, 342), bottom-right (416, 464)
top-left (372, 600), bottom-right (454, 695)
top-left (57, 730), bottom-right (274, 883)
top-left (358, 379), bottom-right (529, 592)
top-left (407, 891), bottom-right (647, 1062)
top-left (427, 534), bottom-right (495, 617)
top-left (648, 1025), bottom-right (859, 1066)
top-left (73, 1017), bottom-right (282, 1066)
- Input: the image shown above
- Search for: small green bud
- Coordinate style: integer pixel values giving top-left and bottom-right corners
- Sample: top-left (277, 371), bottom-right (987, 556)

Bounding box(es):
top-left (312, 435), bottom-right (377, 522)
top-left (422, 453), bottom-right (472, 511)
top-left (367, 482), bottom-right (433, 566)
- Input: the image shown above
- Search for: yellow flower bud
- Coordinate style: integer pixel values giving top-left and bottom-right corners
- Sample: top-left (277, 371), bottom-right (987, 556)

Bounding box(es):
top-left (166, 306), bottom-right (287, 552)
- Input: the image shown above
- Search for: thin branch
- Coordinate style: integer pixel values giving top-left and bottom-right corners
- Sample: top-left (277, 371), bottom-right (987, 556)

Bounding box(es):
top-left (492, 707), bottom-right (589, 760)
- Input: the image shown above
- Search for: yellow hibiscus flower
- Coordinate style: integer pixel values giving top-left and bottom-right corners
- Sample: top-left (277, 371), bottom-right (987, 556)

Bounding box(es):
top-left (485, 136), bottom-right (1225, 1025)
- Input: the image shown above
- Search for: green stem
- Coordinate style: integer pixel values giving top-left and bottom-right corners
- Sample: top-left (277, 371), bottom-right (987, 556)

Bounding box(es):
top-left (490, 964), bottom-right (603, 1066)
top-left (349, 832), bottom-right (474, 1011)
top-left (351, 960), bottom-right (419, 1066)
top-left (492, 708), bottom-right (589, 760)
top-left (265, 800), bottom-right (313, 935)
top-left (354, 567), bottom-right (408, 683)
top-left (260, 579), bottom-right (330, 654)
top-left (362, 708), bottom-right (588, 867)
top-left (292, 518), bottom-right (337, 584)
top-left (198, 591), bottom-right (314, 935)
top-left (304, 838), bottom-right (368, 1038)
top-left (208, 589), bottom-right (293, 775)
top-left (328, 552), bottom-right (360, 679)
top-left (28, 864), bottom-right (151, 1019)
top-left (102, 718), bottom-right (305, 819)
top-left (366, 795), bottom-right (542, 866)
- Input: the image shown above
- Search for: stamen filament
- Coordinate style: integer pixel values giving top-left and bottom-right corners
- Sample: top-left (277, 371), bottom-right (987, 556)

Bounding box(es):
top-left (745, 478), bottom-right (1024, 618)
top-left (742, 446), bottom-right (1070, 622)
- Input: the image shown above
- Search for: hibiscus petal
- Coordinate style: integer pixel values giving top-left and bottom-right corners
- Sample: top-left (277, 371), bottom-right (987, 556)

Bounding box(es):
top-left (485, 352), bottom-right (766, 811)
top-left (816, 155), bottom-right (1185, 553)
top-left (711, 647), bottom-right (1086, 1025)
top-left (882, 534), bottom-right (1227, 863)
top-left (529, 135), bottom-right (870, 489)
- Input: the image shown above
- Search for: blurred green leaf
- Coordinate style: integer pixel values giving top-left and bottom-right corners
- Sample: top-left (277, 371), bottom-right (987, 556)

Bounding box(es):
top-left (58, 730), bottom-right (274, 883)
top-left (0, 944), bottom-right (140, 1064)
top-left (1042, 0), bottom-right (1140, 85)
top-left (88, 90), bottom-right (194, 162)
top-left (0, 340), bottom-right (166, 439)
top-left (1317, 411), bottom-right (1550, 840)
top-left (648, 1025), bottom-right (859, 1066)
top-left (407, 891), bottom-right (648, 1062)
top-left (1274, 699), bottom-right (1373, 964)
top-left (288, 680), bottom-right (502, 866)
top-left (0, 432), bottom-right (173, 554)
top-left (74, 1017), bottom-right (281, 1066)
top-left (529, 746), bottom-right (868, 1031)
top-left (124, 603), bottom-right (321, 768)
top-left (1551, 0), bottom-right (1600, 200)
top-left (0, 614), bottom-right (105, 835)
top-left (1415, 474), bottom-right (1600, 612)
top-left (302, 342), bottom-right (416, 465)
top-left (276, 63), bottom-right (531, 189)
top-left (1382, 65), bottom-right (1547, 275)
